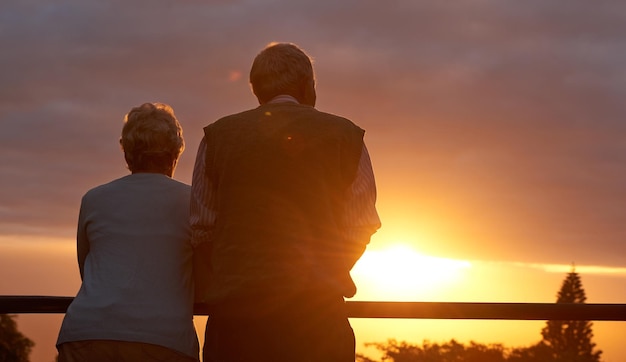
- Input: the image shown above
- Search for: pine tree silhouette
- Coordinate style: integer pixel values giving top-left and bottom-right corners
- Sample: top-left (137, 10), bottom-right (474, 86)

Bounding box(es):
top-left (541, 264), bottom-right (602, 362)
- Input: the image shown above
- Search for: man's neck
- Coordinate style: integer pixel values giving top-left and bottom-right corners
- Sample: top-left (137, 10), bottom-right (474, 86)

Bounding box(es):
top-left (267, 95), bottom-right (299, 104)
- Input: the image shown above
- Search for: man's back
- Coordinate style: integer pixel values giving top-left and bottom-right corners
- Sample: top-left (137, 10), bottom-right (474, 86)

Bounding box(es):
top-left (202, 102), bottom-right (364, 304)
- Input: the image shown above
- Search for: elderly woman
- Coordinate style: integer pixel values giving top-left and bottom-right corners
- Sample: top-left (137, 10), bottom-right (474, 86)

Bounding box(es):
top-left (57, 103), bottom-right (199, 361)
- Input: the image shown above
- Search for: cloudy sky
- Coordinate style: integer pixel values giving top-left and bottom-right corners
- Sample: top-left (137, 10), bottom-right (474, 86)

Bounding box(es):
top-left (2, 0), bottom-right (624, 264)
top-left (1, 1), bottom-right (626, 361)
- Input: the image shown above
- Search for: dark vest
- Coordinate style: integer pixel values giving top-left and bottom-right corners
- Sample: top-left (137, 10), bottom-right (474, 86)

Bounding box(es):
top-left (203, 102), bottom-right (364, 305)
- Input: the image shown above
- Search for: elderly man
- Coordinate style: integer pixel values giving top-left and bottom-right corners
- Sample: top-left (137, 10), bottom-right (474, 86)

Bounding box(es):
top-left (191, 42), bottom-right (381, 362)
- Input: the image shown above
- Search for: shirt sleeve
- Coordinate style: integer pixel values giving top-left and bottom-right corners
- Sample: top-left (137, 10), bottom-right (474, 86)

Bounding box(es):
top-left (342, 143), bottom-right (381, 269)
top-left (76, 199), bottom-right (89, 281)
top-left (190, 137), bottom-right (217, 248)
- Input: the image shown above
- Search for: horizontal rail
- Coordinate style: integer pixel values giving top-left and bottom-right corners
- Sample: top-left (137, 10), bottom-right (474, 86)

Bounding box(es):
top-left (1, 296), bottom-right (625, 321)
top-left (345, 301), bottom-right (626, 320)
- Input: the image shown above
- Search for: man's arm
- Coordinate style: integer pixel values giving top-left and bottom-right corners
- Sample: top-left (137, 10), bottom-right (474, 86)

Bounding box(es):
top-left (190, 137), bottom-right (217, 302)
top-left (334, 143), bottom-right (381, 298)
top-left (343, 143), bottom-right (381, 270)
top-left (190, 137), bottom-right (216, 247)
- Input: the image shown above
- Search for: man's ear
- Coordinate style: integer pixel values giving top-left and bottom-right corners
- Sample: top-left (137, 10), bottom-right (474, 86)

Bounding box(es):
top-left (301, 78), bottom-right (316, 107)
top-left (250, 83), bottom-right (266, 105)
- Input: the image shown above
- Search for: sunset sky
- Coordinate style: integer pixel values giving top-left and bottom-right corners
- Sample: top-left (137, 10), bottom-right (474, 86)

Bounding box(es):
top-left (1, 1), bottom-right (625, 361)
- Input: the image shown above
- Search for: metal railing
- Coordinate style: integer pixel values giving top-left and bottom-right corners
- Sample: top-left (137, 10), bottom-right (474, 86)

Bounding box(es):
top-left (2, 295), bottom-right (625, 321)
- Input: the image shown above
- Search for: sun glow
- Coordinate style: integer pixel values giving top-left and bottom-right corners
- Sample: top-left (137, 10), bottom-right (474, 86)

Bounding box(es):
top-left (351, 244), bottom-right (471, 301)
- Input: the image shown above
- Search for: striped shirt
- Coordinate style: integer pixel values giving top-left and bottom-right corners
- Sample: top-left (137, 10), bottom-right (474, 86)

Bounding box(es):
top-left (190, 96), bottom-right (381, 249)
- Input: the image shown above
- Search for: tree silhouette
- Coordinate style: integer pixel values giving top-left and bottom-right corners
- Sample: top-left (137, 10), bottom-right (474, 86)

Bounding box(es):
top-left (363, 339), bottom-right (508, 362)
top-left (358, 267), bottom-right (608, 362)
top-left (0, 314), bottom-right (34, 362)
top-left (507, 341), bottom-right (556, 362)
top-left (540, 267), bottom-right (602, 362)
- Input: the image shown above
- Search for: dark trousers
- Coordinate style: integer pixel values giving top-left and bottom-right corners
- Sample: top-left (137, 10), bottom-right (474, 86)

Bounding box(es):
top-left (57, 340), bottom-right (198, 362)
top-left (203, 294), bottom-right (355, 362)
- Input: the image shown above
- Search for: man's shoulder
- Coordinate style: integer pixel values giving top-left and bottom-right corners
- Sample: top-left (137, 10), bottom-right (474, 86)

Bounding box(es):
top-left (312, 108), bottom-right (355, 124)
top-left (206, 108), bottom-right (261, 129)
top-left (278, 104), bottom-right (363, 132)
top-left (306, 108), bottom-right (364, 136)
top-left (204, 105), bottom-right (363, 136)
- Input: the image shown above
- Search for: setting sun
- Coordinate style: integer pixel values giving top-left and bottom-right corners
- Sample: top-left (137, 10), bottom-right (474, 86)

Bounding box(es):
top-left (352, 244), bottom-right (471, 301)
